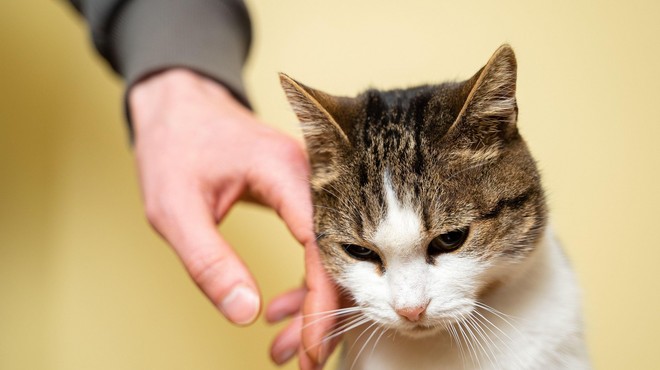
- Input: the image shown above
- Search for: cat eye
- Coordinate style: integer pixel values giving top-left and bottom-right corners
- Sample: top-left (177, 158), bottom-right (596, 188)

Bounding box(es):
top-left (342, 244), bottom-right (381, 263)
top-left (428, 227), bottom-right (469, 256)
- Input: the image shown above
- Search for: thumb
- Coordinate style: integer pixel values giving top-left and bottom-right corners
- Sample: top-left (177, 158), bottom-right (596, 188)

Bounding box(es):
top-left (149, 189), bottom-right (261, 325)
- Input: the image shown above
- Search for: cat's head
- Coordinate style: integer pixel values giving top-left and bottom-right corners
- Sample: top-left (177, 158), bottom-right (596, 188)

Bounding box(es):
top-left (281, 45), bottom-right (546, 337)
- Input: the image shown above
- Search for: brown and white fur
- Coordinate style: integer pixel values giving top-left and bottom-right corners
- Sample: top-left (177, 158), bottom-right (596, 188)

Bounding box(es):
top-left (281, 45), bottom-right (590, 370)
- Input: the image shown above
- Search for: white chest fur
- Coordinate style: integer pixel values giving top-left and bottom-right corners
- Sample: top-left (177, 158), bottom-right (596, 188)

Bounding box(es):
top-left (337, 230), bottom-right (590, 370)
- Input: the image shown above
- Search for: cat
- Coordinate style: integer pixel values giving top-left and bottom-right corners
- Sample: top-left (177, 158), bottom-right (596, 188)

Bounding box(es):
top-left (280, 45), bottom-right (590, 370)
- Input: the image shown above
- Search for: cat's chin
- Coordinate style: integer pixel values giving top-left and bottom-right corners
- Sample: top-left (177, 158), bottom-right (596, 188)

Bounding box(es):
top-left (392, 324), bottom-right (445, 339)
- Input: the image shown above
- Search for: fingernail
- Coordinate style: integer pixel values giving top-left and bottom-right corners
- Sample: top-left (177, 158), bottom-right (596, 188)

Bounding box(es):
top-left (275, 348), bottom-right (296, 365)
top-left (219, 284), bottom-right (259, 325)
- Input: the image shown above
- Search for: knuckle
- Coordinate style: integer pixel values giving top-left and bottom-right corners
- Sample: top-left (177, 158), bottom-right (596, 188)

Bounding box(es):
top-left (143, 199), bottom-right (164, 226)
top-left (278, 138), bottom-right (305, 162)
top-left (143, 196), bottom-right (178, 229)
top-left (187, 251), bottom-right (230, 290)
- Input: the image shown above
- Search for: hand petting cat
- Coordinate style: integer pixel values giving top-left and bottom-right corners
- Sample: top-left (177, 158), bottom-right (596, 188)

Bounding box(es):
top-left (129, 68), bottom-right (339, 370)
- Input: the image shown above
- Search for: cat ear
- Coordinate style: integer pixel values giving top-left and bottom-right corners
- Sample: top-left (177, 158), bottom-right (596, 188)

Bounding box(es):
top-left (280, 73), bottom-right (357, 178)
top-left (448, 45), bottom-right (518, 145)
top-left (279, 73), bottom-right (356, 142)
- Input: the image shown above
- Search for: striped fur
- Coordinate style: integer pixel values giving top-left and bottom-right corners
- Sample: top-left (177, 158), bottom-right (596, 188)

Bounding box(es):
top-left (281, 45), bottom-right (589, 369)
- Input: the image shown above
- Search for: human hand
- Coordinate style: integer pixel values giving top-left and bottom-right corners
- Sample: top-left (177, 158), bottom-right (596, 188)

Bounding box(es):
top-left (267, 243), bottom-right (343, 369)
top-left (129, 68), bottom-right (341, 368)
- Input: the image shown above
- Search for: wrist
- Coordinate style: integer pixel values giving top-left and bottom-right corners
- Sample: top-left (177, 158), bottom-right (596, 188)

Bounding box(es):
top-left (129, 68), bottom-right (237, 132)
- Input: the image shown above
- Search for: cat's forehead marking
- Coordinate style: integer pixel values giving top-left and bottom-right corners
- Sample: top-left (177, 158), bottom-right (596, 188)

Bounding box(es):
top-left (371, 169), bottom-right (423, 255)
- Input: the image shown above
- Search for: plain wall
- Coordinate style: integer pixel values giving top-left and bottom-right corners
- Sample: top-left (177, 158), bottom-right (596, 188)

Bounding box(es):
top-left (1, 1), bottom-right (659, 369)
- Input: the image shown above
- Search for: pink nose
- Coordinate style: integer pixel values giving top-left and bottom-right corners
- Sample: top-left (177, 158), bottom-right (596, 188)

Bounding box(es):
top-left (395, 305), bottom-right (427, 322)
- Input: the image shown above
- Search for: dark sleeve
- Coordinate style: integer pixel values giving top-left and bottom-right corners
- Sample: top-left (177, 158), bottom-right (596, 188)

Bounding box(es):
top-left (68, 0), bottom-right (252, 108)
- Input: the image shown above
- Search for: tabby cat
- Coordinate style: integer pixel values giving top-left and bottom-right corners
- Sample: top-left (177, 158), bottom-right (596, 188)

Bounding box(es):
top-left (281, 45), bottom-right (589, 370)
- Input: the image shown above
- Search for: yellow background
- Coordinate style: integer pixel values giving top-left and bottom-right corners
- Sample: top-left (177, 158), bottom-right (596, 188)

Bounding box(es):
top-left (1, 1), bottom-right (659, 369)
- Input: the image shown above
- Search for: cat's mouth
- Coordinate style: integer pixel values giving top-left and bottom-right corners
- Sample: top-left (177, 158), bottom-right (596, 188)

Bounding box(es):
top-left (394, 323), bottom-right (442, 338)
top-left (411, 324), bottom-right (435, 333)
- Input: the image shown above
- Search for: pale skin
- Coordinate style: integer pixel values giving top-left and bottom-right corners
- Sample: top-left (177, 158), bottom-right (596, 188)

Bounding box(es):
top-left (129, 68), bottom-right (341, 369)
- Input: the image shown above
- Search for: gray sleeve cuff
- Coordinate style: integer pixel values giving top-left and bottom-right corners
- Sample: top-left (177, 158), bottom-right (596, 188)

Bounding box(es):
top-left (107, 0), bottom-right (252, 108)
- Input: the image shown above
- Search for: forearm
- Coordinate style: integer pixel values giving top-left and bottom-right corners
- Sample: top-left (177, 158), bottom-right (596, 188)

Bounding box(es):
top-left (68, 0), bottom-right (252, 107)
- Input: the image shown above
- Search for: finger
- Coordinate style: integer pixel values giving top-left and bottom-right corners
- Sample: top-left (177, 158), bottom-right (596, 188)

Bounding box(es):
top-left (247, 140), bottom-right (315, 247)
top-left (302, 243), bottom-right (342, 367)
top-left (298, 344), bottom-right (319, 370)
top-left (149, 188), bottom-right (260, 325)
top-left (270, 315), bottom-right (302, 365)
top-left (266, 287), bottom-right (306, 323)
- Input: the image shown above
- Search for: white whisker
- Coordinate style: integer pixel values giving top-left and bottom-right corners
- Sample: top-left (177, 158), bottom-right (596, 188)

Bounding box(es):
top-left (300, 306), bottom-right (362, 319)
top-left (302, 310), bottom-right (360, 331)
top-left (468, 314), bottom-right (500, 369)
top-left (473, 312), bottom-right (515, 370)
top-left (318, 316), bottom-right (371, 349)
top-left (473, 303), bottom-right (530, 369)
top-left (463, 315), bottom-right (490, 368)
top-left (346, 321), bottom-right (379, 357)
top-left (447, 321), bottom-right (467, 368)
top-left (456, 316), bottom-right (479, 367)
top-left (369, 328), bottom-right (387, 361)
top-left (350, 322), bottom-right (381, 370)
top-left (474, 302), bottom-right (525, 339)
